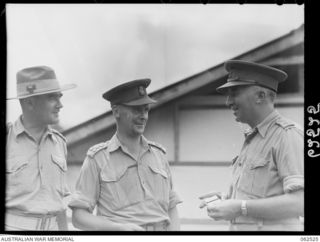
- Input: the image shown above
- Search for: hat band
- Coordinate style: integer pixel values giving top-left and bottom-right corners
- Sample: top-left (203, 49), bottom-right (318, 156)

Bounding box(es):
top-left (17, 79), bottom-right (61, 97)
top-left (227, 77), bottom-right (258, 84)
top-left (227, 78), bottom-right (277, 92)
top-left (111, 88), bottom-right (147, 105)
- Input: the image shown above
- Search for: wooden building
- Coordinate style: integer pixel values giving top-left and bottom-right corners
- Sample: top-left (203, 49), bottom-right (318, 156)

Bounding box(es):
top-left (63, 25), bottom-right (304, 229)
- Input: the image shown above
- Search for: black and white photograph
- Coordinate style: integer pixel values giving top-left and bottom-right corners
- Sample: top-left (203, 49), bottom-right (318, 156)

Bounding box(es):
top-left (4, 3), bottom-right (308, 236)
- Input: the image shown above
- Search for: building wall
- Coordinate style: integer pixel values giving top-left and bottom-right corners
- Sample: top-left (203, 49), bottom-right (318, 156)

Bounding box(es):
top-left (65, 93), bottom-right (304, 223)
top-left (178, 105), bottom-right (304, 162)
top-left (144, 103), bottom-right (176, 161)
top-left (67, 124), bottom-right (115, 163)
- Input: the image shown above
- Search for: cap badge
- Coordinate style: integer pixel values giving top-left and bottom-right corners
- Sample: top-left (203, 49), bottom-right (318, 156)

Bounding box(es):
top-left (228, 72), bottom-right (239, 82)
top-left (26, 84), bottom-right (37, 94)
top-left (138, 86), bottom-right (145, 96)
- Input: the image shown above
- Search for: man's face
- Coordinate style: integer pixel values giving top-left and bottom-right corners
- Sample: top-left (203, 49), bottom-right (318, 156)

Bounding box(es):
top-left (225, 86), bottom-right (256, 124)
top-left (117, 104), bottom-right (150, 137)
top-left (31, 92), bottom-right (63, 125)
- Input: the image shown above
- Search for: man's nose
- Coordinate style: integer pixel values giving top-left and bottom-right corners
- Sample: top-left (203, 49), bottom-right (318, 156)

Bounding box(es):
top-left (226, 95), bottom-right (233, 107)
top-left (57, 99), bottom-right (63, 109)
top-left (138, 109), bottom-right (148, 119)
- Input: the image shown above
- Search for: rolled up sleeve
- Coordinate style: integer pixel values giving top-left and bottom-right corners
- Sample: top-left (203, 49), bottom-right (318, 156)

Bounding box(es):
top-left (276, 128), bottom-right (304, 193)
top-left (283, 175), bottom-right (304, 193)
top-left (169, 190), bottom-right (182, 210)
top-left (68, 156), bottom-right (100, 213)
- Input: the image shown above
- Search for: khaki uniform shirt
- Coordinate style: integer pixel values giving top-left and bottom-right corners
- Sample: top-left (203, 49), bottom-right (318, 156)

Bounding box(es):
top-left (69, 134), bottom-right (182, 226)
top-left (6, 116), bottom-right (70, 215)
top-left (229, 110), bottom-right (304, 231)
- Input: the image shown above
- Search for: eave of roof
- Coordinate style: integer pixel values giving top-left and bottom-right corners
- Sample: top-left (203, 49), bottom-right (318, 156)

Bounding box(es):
top-left (63, 24), bottom-right (304, 146)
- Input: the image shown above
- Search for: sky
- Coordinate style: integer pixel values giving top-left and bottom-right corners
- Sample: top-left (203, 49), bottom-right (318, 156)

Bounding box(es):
top-left (6, 4), bottom-right (304, 129)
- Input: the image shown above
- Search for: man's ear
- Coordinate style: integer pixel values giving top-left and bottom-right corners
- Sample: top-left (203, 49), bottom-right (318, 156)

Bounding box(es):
top-left (21, 97), bottom-right (35, 110)
top-left (112, 105), bottom-right (120, 118)
top-left (256, 90), bottom-right (266, 104)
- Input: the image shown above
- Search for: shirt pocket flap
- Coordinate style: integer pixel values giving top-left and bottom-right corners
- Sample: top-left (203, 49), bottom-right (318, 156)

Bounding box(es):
top-left (100, 164), bottom-right (129, 182)
top-left (6, 157), bottom-right (28, 173)
top-left (51, 155), bottom-right (67, 172)
top-left (250, 159), bottom-right (270, 169)
top-left (147, 162), bottom-right (168, 179)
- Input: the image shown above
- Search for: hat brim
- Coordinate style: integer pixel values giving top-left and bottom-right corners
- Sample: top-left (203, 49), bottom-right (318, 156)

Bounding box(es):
top-left (122, 96), bottom-right (157, 106)
top-left (6, 83), bottom-right (77, 100)
top-left (216, 81), bottom-right (255, 94)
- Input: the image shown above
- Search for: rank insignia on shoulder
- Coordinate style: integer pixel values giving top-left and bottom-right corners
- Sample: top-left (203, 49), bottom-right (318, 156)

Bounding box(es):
top-left (87, 142), bottom-right (109, 157)
top-left (276, 119), bottom-right (295, 130)
top-left (149, 141), bottom-right (166, 154)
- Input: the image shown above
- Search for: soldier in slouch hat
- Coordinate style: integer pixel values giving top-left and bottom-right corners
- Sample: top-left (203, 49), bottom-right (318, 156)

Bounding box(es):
top-left (6, 66), bottom-right (76, 230)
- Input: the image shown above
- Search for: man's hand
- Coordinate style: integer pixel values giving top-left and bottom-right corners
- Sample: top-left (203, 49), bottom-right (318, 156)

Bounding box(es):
top-left (206, 199), bottom-right (241, 221)
top-left (199, 191), bottom-right (227, 209)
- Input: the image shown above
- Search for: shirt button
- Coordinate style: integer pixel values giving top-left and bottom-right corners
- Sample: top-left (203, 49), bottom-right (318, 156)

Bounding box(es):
top-left (238, 163), bottom-right (242, 166)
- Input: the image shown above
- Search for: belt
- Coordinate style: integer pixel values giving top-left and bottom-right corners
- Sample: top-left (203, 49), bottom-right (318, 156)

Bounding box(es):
top-left (5, 212), bottom-right (58, 231)
top-left (229, 223), bottom-right (304, 231)
top-left (230, 216), bottom-right (304, 231)
top-left (142, 221), bottom-right (169, 231)
top-left (231, 216), bottom-right (302, 225)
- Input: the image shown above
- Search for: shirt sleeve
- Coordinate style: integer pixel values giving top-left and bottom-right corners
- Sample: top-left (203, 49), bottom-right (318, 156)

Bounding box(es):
top-left (164, 160), bottom-right (183, 210)
top-left (68, 156), bottom-right (100, 213)
top-left (276, 127), bottom-right (304, 193)
top-left (62, 141), bottom-right (71, 197)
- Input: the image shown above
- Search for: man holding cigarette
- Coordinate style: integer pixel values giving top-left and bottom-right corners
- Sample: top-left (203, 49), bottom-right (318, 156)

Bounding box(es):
top-left (199, 60), bottom-right (304, 231)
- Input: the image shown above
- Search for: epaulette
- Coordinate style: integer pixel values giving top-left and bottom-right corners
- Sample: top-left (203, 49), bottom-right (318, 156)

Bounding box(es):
top-left (148, 141), bottom-right (166, 154)
top-left (275, 118), bottom-right (296, 131)
top-left (51, 129), bottom-right (67, 143)
top-left (87, 142), bottom-right (109, 158)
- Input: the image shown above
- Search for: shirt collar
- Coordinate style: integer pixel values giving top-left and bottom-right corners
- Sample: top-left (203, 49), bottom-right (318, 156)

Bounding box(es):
top-left (13, 115), bottom-right (56, 143)
top-left (12, 115), bottom-right (26, 138)
top-left (46, 126), bottom-right (58, 143)
top-left (256, 110), bottom-right (280, 138)
top-left (107, 133), bottom-right (151, 153)
top-left (107, 134), bottom-right (122, 152)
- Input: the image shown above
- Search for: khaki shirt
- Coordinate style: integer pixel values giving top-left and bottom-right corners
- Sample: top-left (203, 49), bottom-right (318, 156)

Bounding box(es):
top-left (229, 110), bottom-right (304, 230)
top-left (69, 134), bottom-right (182, 226)
top-left (6, 116), bottom-right (70, 215)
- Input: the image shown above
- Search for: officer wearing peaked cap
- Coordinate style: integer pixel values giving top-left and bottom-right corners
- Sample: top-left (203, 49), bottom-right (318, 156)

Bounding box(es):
top-left (6, 66), bottom-right (76, 230)
top-left (69, 79), bottom-right (182, 231)
top-left (200, 60), bottom-right (304, 231)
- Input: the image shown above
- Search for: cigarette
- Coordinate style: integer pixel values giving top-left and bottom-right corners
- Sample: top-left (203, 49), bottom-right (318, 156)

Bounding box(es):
top-left (199, 196), bottom-right (220, 209)
top-left (204, 197), bottom-right (219, 204)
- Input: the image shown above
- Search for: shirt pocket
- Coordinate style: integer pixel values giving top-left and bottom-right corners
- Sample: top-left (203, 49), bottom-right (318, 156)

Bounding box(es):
top-left (51, 154), bottom-right (69, 196)
top-left (238, 158), bottom-right (270, 198)
top-left (51, 155), bottom-right (67, 172)
top-left (6, 157), bottom-right (28, 174)
top-left (100, 164), bottom-right (143, 211)
top-left (6, 157), bottom-right (34, 195)
top-left (147, 161), bottom-right (170, 208)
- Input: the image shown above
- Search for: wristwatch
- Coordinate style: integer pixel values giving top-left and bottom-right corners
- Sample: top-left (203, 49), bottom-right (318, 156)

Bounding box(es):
top-left (241, 200), bottom-right (248, 216)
